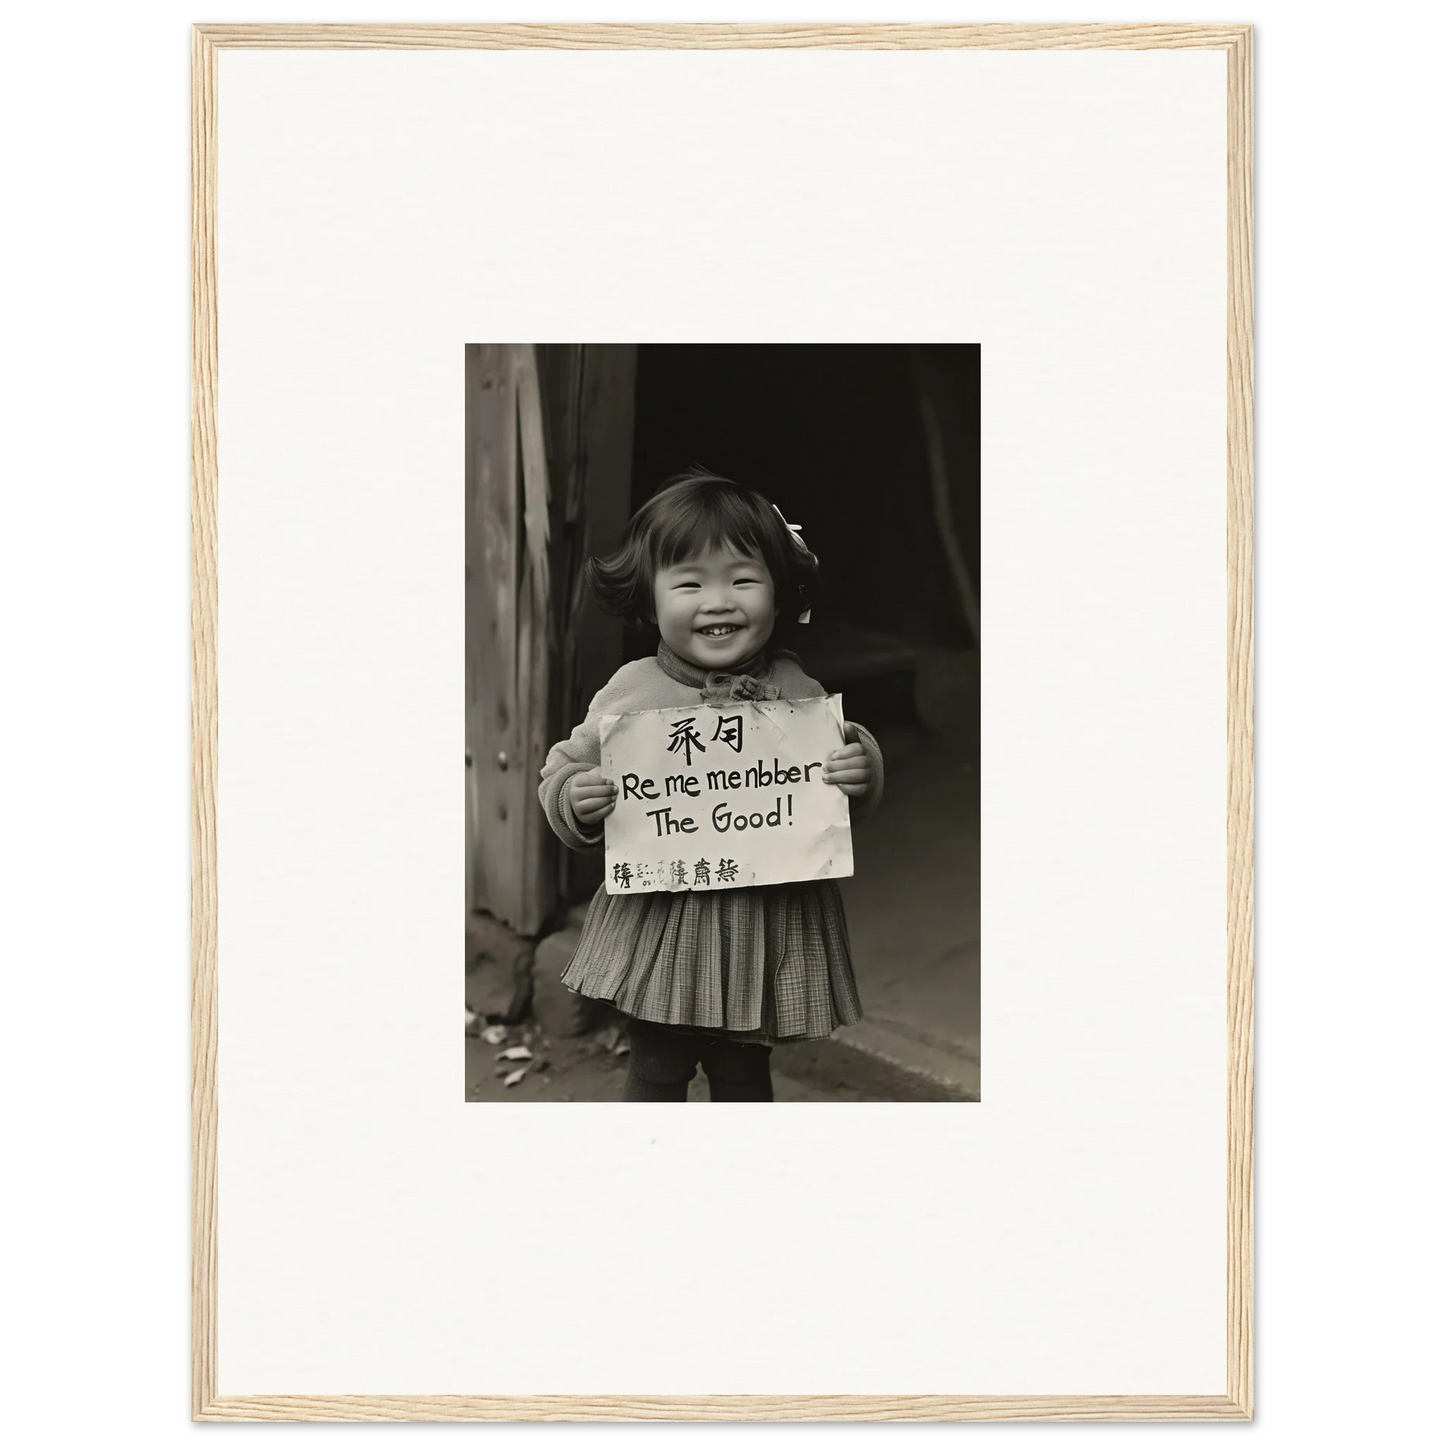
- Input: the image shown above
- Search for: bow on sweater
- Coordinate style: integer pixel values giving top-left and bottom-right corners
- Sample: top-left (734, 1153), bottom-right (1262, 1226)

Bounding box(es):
top-left (702, 671), bottom-right (782, 705)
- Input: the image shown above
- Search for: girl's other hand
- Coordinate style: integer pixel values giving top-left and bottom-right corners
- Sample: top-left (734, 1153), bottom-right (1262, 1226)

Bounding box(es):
top-left (569, 769), bottom-right (619, 825)
top-left (822, 723), bottom-right (873, 798)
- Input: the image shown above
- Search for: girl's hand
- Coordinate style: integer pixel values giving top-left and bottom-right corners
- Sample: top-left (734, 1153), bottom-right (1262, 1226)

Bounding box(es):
top-left (822, 724), bottom-right (874, 798)
top-left (569, 769), bottom-right (618, 826)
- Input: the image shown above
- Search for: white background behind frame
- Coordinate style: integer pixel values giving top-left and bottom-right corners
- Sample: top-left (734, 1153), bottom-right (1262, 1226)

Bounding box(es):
top-left (217, 44), bottom-right (1224, 1396)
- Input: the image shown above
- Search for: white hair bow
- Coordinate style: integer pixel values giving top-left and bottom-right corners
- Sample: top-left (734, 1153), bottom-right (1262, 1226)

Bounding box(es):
top-left (772, 504), bottom-right (812, 623)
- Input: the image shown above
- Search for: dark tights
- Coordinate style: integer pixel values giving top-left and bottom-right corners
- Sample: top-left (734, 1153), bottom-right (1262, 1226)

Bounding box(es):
top-left (622, 1018), bottom-right (774, 1102)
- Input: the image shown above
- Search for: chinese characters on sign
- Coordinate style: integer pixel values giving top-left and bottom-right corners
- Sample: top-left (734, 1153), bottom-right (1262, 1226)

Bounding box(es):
top-left (712, 713), bottom-right (743, 752)
top-left (610, 857), bottom-right (743, 890)
top-left (597, 695), bottom-right (854, 893)
top-left (666, 717), bottom-right (707, 766)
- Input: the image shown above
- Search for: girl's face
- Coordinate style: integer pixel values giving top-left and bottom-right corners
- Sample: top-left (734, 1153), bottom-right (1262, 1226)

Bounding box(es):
top-left (652, 544), bottom-right (778, 671)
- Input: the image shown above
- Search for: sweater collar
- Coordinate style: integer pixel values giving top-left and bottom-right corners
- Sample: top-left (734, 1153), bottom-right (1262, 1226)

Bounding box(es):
top-left (656, 638), bottom-right (772, 687)
top-left (656, 639), bottom-right (782, 702)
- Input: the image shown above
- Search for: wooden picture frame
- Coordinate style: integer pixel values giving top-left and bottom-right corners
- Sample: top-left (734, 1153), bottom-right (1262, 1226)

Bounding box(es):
top-left (193, 22), bottom-right (1253, 1423)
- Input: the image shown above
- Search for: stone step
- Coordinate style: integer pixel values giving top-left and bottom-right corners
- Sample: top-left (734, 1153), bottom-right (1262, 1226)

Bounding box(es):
top-left (465, 910), bottom-right (536, 1024)
top-left (783, 1017), bottom-right (979, 1102)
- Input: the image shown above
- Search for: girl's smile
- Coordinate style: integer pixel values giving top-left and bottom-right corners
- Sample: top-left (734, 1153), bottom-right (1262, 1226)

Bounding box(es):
top-left (653, 545), bottom-right (779, 671)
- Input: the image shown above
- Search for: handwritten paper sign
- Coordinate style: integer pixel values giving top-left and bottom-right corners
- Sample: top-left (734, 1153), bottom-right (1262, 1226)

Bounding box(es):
top-left (597, 695), bottom-right (854, 894)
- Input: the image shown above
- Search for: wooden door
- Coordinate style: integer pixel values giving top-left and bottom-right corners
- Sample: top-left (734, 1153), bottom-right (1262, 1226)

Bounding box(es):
top-left (466, 344), bottom-right (635, 935)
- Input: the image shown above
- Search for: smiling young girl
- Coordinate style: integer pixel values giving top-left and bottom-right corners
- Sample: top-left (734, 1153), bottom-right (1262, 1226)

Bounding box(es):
top-left (538, 469), bottom-right (884, 1101)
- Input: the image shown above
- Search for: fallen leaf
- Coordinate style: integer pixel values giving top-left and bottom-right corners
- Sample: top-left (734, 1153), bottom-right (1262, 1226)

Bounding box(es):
top-left (497, 1045), bottom-right (533, 1062)
top-left (502, 1067), bottom-right (528, 1087)
top-left (481, 1024), bottom-right (508, 1045)
top-left (612, 1041), bottom-right (631, 1056)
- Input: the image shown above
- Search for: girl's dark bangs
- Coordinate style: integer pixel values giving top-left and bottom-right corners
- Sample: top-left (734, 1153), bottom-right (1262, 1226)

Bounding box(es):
top-left (651, 490), bottom-right (773, 571)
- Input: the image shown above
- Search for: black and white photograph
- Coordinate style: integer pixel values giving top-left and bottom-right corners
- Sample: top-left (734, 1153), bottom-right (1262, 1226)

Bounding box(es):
top-left (464, 344), bottom-right (981, 1101)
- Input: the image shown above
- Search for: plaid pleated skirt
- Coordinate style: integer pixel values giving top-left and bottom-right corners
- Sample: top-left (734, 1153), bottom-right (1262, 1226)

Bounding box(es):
top-left (561, 881), bottom-right (863, 1043)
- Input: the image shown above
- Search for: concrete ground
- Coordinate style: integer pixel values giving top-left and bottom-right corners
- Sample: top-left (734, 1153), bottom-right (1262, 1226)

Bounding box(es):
top-left (465, 1018), bottom-right (891, 1102)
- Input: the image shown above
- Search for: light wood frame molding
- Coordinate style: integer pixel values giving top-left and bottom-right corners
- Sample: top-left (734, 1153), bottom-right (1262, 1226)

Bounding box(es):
top-left (192, 21), bottom-right (1253, 1424)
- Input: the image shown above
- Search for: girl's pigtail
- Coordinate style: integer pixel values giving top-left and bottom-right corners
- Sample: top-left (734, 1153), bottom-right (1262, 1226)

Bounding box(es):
top-left (772, 503), bottom-right (816, 623)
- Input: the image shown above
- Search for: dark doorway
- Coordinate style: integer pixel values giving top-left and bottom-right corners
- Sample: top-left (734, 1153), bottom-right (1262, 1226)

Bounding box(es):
top-left (629, 344), bottom-right (982, 1091)
top-left (630, 345), bottom-right (979, 728)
